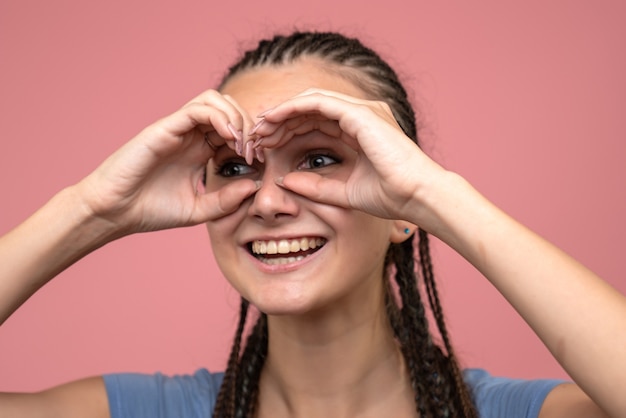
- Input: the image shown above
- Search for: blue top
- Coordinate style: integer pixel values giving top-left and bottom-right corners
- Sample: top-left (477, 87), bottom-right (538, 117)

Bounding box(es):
top-left (104, 368), bottom-right (564, 417)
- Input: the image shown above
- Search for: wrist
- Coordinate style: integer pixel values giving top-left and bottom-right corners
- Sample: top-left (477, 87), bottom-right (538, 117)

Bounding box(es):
top-left (54, 185), bottom-right (125, 252)
top-left (409, 170), bottom-right (494, 248)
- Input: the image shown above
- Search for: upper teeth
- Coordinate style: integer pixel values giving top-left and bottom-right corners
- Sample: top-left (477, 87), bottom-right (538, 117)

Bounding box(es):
top-left (251, 237), bottom-right (325, 255)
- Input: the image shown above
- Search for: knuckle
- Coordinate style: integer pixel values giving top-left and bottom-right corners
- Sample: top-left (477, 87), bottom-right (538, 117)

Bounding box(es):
top-left (203, 89), bottom-right (221, 99)
top-left (378, 101), bottom-right (392, 113)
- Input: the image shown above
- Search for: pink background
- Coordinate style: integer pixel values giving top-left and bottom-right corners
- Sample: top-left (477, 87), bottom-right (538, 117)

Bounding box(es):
top-left (1, 1), bottom-right (624, 391)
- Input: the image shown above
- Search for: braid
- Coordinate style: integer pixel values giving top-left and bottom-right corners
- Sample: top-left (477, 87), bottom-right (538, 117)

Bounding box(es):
top-left (236, 314), bottom-right (268, 418)
top-left (385, 233), bottom-right (477, 417)
top-left (418, 229), bottom-right (476, 417)
top-left (214, 298), bottom-right (249, 418)
top-left (213, 298), bottom-right (268, 418)
top-left (215, 31), bottom-right (477, 417)
top-left (388, 237), bottom-right (434, 416)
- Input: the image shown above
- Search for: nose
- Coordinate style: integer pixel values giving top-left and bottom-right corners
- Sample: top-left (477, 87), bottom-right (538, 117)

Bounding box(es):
top-left (248, 171), bottom-right (300, 222)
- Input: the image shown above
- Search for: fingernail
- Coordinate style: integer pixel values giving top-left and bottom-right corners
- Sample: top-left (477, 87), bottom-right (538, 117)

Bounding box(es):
top-left (255, 147), bottom-right (265, 163)
top-left (252, 137), bottom-right (264, 148)
top-left (227, 123), bottom-right (243, 141)
top-left (228, 123), bottom-right (244, 156)
top-left (235, 137), bottom-right (243, 155)
top-left (275, 176), bottom-right (284, 186)
top-left (249, 119), bottom-right (265, 135)
top-left (254, 180), bottom-right (262, 190)
top-left (245, 141), bottom-right (254, 165)
top-left (257, 108), bottom-right (274, 118)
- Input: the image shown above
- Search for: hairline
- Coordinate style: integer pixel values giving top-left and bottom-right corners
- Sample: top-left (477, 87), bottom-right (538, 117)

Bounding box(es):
top-left (219, 54), bottom-right (386, 102)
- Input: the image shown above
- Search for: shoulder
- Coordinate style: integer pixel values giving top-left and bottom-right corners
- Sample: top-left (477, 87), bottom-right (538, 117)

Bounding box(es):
top-left (463, 368), bottom-right (564, 418)
top-left (538, 383), bottom-right (609, 418)
top-left (103, 368), bottom-right (605, 418)
top-left (104, 369), bottom-right (223, 418)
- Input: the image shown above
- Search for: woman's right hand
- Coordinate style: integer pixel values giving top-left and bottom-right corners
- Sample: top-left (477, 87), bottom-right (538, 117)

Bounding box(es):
top-left (0, 90), bottom-right (261, 325)
top-left (74, 89), bottom-right (260, 237)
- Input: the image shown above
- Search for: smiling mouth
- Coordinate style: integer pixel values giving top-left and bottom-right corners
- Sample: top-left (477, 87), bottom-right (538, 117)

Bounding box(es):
top-left (249, 237), bottom-right (327, 265)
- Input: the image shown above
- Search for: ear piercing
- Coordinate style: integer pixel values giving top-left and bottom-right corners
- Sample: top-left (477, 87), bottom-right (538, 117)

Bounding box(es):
top-left (404, 228), bottom-right (411, 234)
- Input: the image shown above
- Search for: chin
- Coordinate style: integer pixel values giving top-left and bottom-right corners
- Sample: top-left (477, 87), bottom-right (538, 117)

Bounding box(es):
top-left (247, 289), bottom-right (322, 317)
top-left (253, 298), bottom-right (314, 317)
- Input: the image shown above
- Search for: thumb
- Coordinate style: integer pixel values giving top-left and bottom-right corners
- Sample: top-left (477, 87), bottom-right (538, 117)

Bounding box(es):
top-left (197, 179), bottom-right (260, 222)
top-left (278, 173), bottom-right (349, 208)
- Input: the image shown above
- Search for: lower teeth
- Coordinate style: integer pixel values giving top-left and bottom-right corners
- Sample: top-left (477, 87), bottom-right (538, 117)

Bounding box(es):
top-left (259, 255), bottom-right (305, 265)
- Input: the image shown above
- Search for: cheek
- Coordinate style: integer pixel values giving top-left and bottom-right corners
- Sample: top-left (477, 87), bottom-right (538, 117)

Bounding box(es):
top-left (205, 219), bottom-right (246, 291)
top-left (352, 218), bottom-right (393, 260)
top-left (313, 206), bottom-right (393, 255)
top-left (205, 212), bottom-right (245, 258)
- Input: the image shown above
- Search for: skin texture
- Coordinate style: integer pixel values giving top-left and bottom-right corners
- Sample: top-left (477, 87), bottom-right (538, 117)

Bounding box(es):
top-left (0, 57), bottom-right (622, 417)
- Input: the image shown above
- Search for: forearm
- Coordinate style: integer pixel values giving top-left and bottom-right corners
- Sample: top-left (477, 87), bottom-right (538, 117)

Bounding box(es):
top-left (413, 171), bottom-right (626, 417)
top-left (0, 186), bottom-right (119, 325)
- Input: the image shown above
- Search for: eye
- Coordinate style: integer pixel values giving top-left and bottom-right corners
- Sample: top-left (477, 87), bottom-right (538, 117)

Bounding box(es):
top-left (298, 153), bottom-right (340, 170)
top-left (215, 160), bottom-right (255, 178)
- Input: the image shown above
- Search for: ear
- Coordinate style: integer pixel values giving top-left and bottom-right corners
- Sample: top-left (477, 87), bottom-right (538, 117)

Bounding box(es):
top-left (390, 221), bottom-right (418, 243)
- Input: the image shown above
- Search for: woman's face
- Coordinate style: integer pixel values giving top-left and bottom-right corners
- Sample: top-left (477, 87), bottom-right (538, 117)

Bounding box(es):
top-left (205, 59), bottom-right (396, 316)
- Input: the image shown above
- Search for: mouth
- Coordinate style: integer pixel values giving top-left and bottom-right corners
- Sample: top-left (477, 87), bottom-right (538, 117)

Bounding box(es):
top-left (248, 237), bottom-right (327, 265)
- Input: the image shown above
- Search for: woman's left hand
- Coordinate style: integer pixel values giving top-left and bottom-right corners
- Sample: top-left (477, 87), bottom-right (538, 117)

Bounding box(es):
top-left (251, 89), bottom-right (447, 224)
top-left (255, 89), bottom-right (626, 418)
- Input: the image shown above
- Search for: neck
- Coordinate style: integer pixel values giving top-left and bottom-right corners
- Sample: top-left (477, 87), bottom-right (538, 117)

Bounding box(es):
top-left (257, 290), bottom-right (416, 418)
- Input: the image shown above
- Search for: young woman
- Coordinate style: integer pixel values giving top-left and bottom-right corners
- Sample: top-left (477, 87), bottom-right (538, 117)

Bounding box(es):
top-left (1, 32), bottom-right (624, 418)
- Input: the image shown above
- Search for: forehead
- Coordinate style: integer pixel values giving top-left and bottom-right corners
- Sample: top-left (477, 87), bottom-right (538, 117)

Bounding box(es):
top-left (220, 58), bottom-right (369, 115)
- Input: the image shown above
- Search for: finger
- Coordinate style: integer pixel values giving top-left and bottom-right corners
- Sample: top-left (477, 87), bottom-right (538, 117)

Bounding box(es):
top-left (253, 94), bottom-right (384, 144)
top-left (203, 131), bottom-right (221, 154)
top-left (288, 89), bottom-right (399, 129)
top-left (222, 94), bottom-right (255, 157)
top-left (260, 89), bottom-right (367, 121)
top-left (291, 88), bottom-right (368, 105)
top-left (182, 90), bottom-right (250, 152)
top-left (195, 179), bottom-right (260, 222)
top-left (157, 103), bottom-right (233, 146)
top-left (187, 89), bottom-right (245, 132)
top-left (256, 117), bottom-right (359, 151)
top-left (255, 113), bottom-right (335, 137)
top-left (278, 172), bottom-right (350, 209)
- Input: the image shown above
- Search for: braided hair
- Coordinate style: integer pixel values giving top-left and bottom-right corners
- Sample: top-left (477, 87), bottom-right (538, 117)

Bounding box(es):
top-left (212, 31), bottom-right (477, 418)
